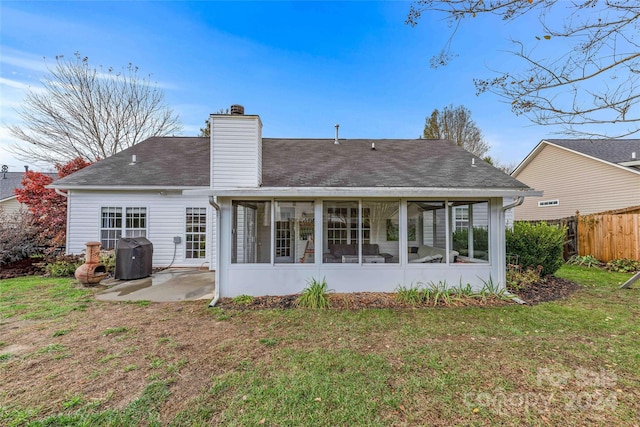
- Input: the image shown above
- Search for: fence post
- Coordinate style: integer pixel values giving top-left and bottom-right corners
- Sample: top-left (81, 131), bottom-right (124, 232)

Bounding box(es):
top-left (575, 210), bottom-right (580, 257)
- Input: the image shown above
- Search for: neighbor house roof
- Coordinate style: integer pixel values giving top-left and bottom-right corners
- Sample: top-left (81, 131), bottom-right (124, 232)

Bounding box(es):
top-left (52, 136), bottom-right (532, 192)
top-left (546, 139), bottom-right (640, 164)
top-left (513, 139), bottom-right (640, 176)
top-left (1, 171), bottom-right (57, 202)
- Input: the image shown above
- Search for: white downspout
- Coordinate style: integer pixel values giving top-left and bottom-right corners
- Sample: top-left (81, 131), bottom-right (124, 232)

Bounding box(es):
top-left (500, 196), bottom-right (526, 303)
top-left (501, 196), bottom-right (524, 211)
top-left (54, 188), bottom-right (71, 254)
top-left (208, 196), bottom-right (221, 307)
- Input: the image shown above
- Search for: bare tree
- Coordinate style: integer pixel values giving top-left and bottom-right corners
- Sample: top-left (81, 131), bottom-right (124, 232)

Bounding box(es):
top-left (9, 52), bottom-right (182, 164)
top-left (483, 156), bottom-right (517, 175)
top-left (423, 105), bottom-right (490, 157)
top-left (407, 1), bottom-right (640, 138)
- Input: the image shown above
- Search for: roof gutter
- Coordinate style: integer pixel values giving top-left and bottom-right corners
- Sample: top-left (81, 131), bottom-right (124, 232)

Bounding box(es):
top-left (54, 188), bottom-right (69, 198)
top-left (187, 187), bottom-right (543, 198)
top-left (208, 196), bottom-right (221, 307)
top-left (47, 184), bottom-right (208, 191)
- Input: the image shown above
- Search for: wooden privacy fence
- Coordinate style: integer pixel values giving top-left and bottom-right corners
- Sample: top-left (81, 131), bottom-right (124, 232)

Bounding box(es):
top-left (576, 207), bottom-right (640, 262)
top-left (520, 206), bottom-right (640, 262)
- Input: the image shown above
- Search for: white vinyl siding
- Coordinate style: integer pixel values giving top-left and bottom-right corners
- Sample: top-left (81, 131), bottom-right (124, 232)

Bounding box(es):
top-left (211, 115), bottom-right (262, 189)
top-left (66, 191), bottom-right (216, 268)
top-left (514, 144), bottom-right (640, 220)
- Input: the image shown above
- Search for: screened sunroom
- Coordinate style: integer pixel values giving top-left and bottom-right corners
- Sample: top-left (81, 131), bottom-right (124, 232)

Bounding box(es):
top-left (228, 198), bottom-right (491, 267)
top-left (214, 194), bottom-right (509, 298)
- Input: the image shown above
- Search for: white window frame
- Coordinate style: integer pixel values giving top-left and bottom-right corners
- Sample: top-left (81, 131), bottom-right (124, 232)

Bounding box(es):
top-left (185, 207), bottom-right (207, 259)
top-left (452, 206), bottom-right (469, 231)
top-left (538, 199), bottom-right (560, 207)
top-left (100, 206), bottom-right (147, 249)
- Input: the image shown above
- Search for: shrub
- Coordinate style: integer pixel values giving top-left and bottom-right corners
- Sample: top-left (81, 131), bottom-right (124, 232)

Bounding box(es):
top-left (605, 258), bottom-right (640, 273)
top-left (0, 209), bottom-right (42, 266)
top-left (296, 277), bottom-right (332, 309)
top-left (100, 250), bottom-right (116, 274)
top-left (44, 254), bottom-right (84, 277)
top-left (506, 266), bottom-right (543, 292)
top-left (506, 221), bottom-right (566, 275)
top-left (452, 227), bottom-right (488, 253)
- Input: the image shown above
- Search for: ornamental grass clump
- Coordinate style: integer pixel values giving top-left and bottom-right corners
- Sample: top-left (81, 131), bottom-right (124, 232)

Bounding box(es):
top-left (296, 277), bottom-right (332, 309)
top-left (395, 283), bottom-right (424, 304)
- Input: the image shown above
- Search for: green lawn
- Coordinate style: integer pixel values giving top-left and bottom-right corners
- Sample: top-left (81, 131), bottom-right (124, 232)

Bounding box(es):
top-left (1, 265), bottom-right (639, 426)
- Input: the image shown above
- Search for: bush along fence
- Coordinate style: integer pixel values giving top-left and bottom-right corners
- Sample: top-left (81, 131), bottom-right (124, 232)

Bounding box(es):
top-left (506, 221), bottom-right (566, 275)
top-left (521, 205), bottom-right (640, 262)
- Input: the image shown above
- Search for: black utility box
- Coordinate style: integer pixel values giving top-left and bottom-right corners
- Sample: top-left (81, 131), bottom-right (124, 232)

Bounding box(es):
top-left (115, 237), bottom-right (153, 280)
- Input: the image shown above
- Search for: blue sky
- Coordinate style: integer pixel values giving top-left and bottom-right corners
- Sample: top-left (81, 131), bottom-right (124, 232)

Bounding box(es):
top-left (1, 1), bottom-right (566, 171)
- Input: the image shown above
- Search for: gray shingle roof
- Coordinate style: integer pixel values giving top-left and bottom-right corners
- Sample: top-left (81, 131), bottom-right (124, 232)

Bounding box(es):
top-left (54, 136), bottom-right (530, 190)
top-left (546, 139), bottom-right (640, 164)
top-left (1, 171), bottom-right (56, 201)
top-left (262, 138), bottom-right (527, 188)
top-left (53, 137), bottom-right (211, 187)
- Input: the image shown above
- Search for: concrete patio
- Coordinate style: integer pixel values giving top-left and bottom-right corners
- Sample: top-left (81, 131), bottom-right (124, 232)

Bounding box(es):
top-left (96, 268), bottom-right (215, 302)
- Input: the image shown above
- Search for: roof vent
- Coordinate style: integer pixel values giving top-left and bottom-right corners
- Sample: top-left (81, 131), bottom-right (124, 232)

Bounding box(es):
top-left (334, 124), bottom-right (340, 145)
top-left (230, 105), bottom-right (245, 115)
top-left (633, 152), bottom-right (637, 160)
top-left (129, 154), bottom-right (137, 165)
top-left (471, 158), bottom-right (477, 167)
top-left (371, 142), bottom-right (376, 150)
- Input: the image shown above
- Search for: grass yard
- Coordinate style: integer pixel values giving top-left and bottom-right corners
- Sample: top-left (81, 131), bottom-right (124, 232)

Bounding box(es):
top-left (0, 265), bottom-right (639, 426)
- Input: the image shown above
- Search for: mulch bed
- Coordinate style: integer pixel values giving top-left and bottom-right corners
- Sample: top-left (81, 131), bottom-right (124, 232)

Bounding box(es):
top-left (0, 257), bottom-right (46, 279)
top-left (216, 275), bottom-right (582, 310)
top-left (512, 276), bottom-right (582, 305)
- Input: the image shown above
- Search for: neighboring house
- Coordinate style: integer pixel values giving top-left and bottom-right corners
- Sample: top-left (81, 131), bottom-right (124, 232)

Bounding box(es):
top-left (51, 106), bottom-right (540, 303)
top-left (0, 168), bottom-right (56, 215)
top-left (512, 139), bottom-right (640, 221)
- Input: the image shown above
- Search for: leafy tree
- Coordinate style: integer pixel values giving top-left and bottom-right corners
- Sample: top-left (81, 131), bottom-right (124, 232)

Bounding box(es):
top-left (9, 52), bottom-right (182, 164)
top-left (423, 104), bottom-right (490, 158)
top-left (15, 157), bottom-right (92, 249)
top-left (407, 1), bottom-right (640, 138)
